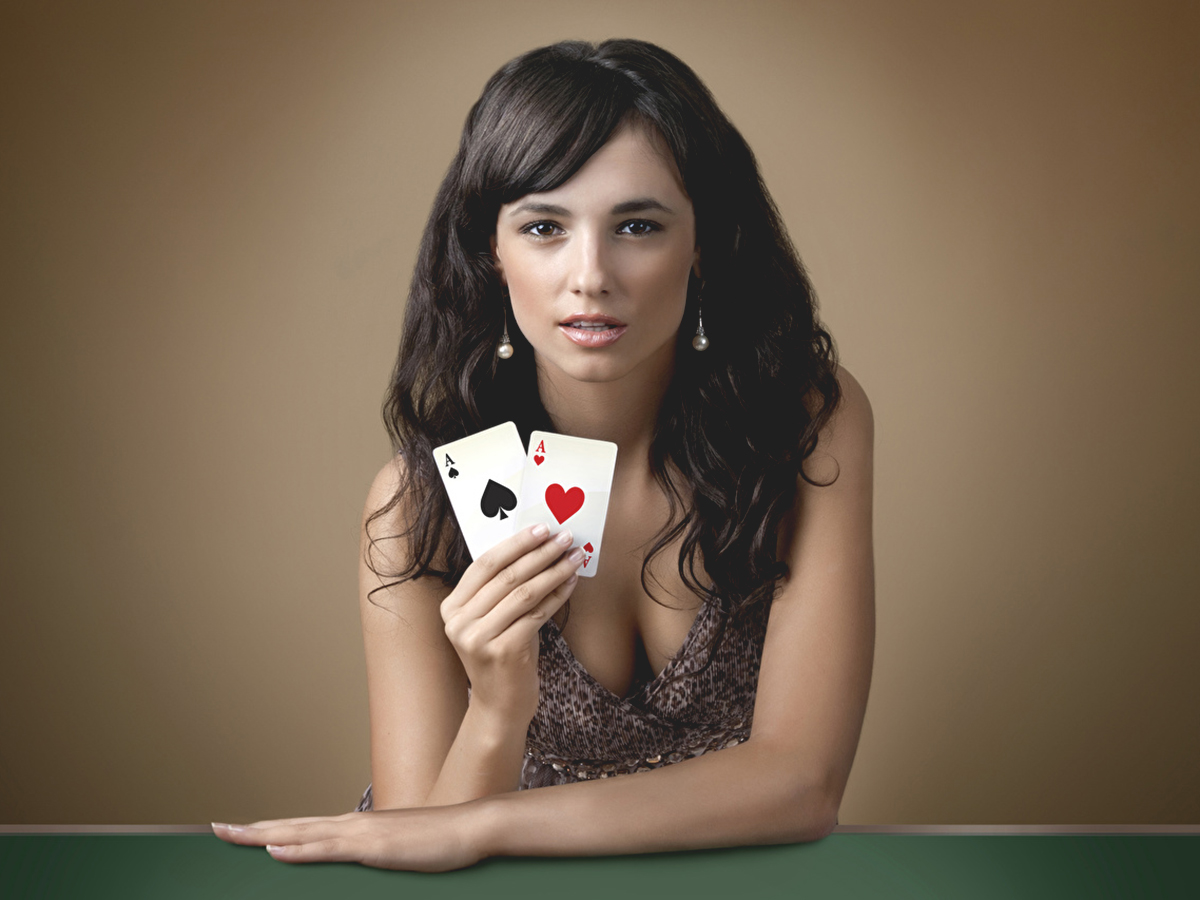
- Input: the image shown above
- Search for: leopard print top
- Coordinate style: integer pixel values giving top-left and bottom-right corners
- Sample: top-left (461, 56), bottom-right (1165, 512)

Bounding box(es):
top-left (354, 596), bottom-right (769, 809)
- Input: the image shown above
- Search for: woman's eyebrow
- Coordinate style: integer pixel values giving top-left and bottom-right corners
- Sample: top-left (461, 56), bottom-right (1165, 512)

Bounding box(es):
top-left (508, 202), bottom-right (570, 217)
top-left (611, 198), bottom-right (674, 215)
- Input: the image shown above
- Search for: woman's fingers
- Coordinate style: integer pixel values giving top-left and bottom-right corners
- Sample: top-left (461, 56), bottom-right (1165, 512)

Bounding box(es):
top-left (451, 527), bottom-right (577, 623)
top-left (213, 820), bottom-right (364, 864)
top-left (216, 809), bottom-right (484, 872)
top-left (533, 569), bottom-right (580, 621)
top-left (267, 839), bottom-right (358, 864)
top-left (497, 570), bottom-right (579, 640)
top-left (441, 524), bottom-right (554, 616)
top-left (474, 546), bottom-right (584, 641)
top-left (466, 528), bottom-right (576, 619)
top-left (212, 815), bottom-right (352, 847)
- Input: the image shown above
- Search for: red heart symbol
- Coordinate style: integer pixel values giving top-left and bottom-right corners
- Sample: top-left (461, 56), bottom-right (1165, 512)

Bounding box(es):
top-left (545, 484), bottom-right (584, 524)
top-left (533, 455), bottom-right (544, 466)
top-left (583, 542), bottom-right (594, 553)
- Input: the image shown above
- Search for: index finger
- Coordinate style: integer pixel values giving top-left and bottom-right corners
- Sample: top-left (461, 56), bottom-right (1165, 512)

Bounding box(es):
top-left (212, 815), bottom-right (352, 845)
top-left (442, 523), bottom-right (552, 615)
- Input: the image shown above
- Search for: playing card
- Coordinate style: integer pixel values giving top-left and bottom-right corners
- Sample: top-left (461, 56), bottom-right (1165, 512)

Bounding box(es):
top-left (516, 431), bottom-right (618, 577)
top-left (432, 422), bottom-right (526, 559)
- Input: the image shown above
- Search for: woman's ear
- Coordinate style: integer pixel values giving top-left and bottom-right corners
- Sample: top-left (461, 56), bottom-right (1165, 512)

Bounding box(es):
top-left (490, 234), bottom-right (505, 284)
top-left (692, 247), bottom-right (702, 280)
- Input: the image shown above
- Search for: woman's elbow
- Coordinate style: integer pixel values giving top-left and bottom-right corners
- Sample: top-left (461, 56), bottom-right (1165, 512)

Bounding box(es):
top-left (777, 781), bottom-right (840, 843)
top-left (808, 799), bottom-right (840, 841)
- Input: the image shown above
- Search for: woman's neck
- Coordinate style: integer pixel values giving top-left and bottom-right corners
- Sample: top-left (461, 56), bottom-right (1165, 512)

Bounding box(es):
top-left (534, 345), bottom-right (675, 478)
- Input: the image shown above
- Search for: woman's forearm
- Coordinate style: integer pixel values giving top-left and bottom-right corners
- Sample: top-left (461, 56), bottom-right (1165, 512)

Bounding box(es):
top-left (216, 733), bottom-right (838, 869)
top-left (469, 740), bottom-right (837, 858)
top-left (420, 704), bottom-right (530, 807)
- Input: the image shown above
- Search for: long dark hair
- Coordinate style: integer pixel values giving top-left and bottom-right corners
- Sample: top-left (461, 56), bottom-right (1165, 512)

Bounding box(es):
top-left (368, 39), bottom-right (840, 625)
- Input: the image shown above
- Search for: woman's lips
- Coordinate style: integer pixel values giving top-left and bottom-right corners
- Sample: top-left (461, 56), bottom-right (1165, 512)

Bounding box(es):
top-left (559, 322), bottom-right (628, 347)
top-left (558, 314), bottom-right (627, 348)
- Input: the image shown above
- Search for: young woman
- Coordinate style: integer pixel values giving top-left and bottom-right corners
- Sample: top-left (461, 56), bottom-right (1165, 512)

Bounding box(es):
top-left (214, 38), bottom-right (874, 871)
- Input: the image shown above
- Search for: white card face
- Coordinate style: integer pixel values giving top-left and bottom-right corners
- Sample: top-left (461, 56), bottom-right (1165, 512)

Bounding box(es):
top-left (516, 431), bottom-right (618, 577)
top-left (432, 422), bottom-right (526, 560)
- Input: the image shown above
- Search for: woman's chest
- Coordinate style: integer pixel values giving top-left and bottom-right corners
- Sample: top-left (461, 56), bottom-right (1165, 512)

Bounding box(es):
top-left (551, 490), bottom-right (703, 699)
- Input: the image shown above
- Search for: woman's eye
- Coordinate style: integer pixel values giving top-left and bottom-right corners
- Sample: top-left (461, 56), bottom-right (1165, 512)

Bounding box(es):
top-left (522, 221), bottom-right (562, 237)
top-left (618, 220), bottom-right (659, 236)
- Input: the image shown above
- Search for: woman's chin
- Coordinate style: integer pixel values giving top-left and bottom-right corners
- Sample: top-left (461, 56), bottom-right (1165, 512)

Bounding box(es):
top-left (561, 360), bottom-right (636, 385)
top-left (534, 348), bottom-right (640, 386)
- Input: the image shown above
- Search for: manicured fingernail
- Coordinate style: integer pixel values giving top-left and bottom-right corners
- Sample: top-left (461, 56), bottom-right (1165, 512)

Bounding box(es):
top-left (266, 844), bottom-right (287, 855)
top-left (566, 574), bottom-right (578, 585)
top-left (531, 524), bottom-right (549, 537)
top-left (212, 822), bottom-right (244, 834)
top-left (569, 547), bottom-right (585, 563)
top-left (556, 530), bottom-right (573, 546)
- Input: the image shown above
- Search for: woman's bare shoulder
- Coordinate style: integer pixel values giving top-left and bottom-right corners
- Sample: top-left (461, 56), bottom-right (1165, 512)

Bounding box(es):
top-left (804, 363), bottom-right (871, 427)
top-left (777, 365), bottom-right (873, 557)
top-left (363, 453), bottom-right (407, 519)
top-left (361, 453), bottom-right (411, 570)
top-left (828, 365), bottom-right (873, 446)
top-left (359, 453), bottom-right (454, 627)
top-left (800, 364), bottom-right (873, 484)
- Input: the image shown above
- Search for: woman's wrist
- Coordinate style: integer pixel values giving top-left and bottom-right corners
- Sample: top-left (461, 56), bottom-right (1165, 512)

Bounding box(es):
top-left (461, 698), bottom-right (533, 747)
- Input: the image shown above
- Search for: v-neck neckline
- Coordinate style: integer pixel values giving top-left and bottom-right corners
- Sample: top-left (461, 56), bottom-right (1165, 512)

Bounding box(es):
top-left (544, 598), bottom-right (712, 706)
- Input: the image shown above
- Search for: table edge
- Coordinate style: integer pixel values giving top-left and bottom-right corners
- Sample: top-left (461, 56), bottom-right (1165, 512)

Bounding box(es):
top-left (2, 824), bottom-right (1197, 835)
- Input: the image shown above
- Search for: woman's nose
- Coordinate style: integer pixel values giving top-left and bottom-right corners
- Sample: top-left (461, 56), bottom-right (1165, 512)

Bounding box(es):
top-left (567, 232), bottom-right (610, 297)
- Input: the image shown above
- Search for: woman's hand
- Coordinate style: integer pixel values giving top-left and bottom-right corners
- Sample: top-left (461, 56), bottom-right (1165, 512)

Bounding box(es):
top-left (441, 524), bottom-right (583, 724)
top-left (212, 808), bottom-right (487, 872)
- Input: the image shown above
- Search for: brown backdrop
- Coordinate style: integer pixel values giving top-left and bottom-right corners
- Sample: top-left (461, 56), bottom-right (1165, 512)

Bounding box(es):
top-left (1, 0), bottom-right (1197, 825)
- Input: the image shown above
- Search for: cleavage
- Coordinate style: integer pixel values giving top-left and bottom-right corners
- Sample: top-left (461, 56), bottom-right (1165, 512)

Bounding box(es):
top-left (553, 592), bottom-right (703, 699)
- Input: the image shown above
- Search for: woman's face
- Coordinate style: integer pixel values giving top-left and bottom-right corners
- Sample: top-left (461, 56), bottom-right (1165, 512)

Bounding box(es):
top-left (492, 124), bottom-right (699, 385)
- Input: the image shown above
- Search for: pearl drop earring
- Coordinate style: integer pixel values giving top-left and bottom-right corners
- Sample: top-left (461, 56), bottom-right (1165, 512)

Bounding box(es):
top-left (497, 305), bottom-right (514, 360)
top-left (692, 295), bottom-right (710, 352)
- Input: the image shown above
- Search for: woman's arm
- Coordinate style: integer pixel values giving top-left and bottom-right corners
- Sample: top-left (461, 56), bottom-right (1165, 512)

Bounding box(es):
top-left (472, 367), bottom-right (878, 859)
top-left (216, 366), bottom-right (874, 867)
top-left (360, 459), bottom-right (581, 809)
top-left (477, 365), bottom-right (876, 855)
top-left (358, 458), bottom-right (473, 809)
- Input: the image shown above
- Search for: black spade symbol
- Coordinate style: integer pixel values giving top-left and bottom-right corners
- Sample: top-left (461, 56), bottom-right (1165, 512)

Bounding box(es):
top-left (480, 479), bottom-right (517, 520)
top-left (448, 467), bottom-right (459, 479)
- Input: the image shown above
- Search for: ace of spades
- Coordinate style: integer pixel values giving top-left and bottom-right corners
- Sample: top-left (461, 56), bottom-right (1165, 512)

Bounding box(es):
top-left (431, 422), bottom-right (526, 559)
top-left (517, 431), bottom-right (618, 577)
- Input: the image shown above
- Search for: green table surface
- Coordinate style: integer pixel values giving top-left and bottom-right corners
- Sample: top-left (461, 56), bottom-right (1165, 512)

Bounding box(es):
top-left (2, 833), bottom-right (1198, 899)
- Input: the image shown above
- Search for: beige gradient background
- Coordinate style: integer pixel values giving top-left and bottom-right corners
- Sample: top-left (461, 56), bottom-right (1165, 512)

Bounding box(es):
top-left (1, 0), bottom-right (1197, 825)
